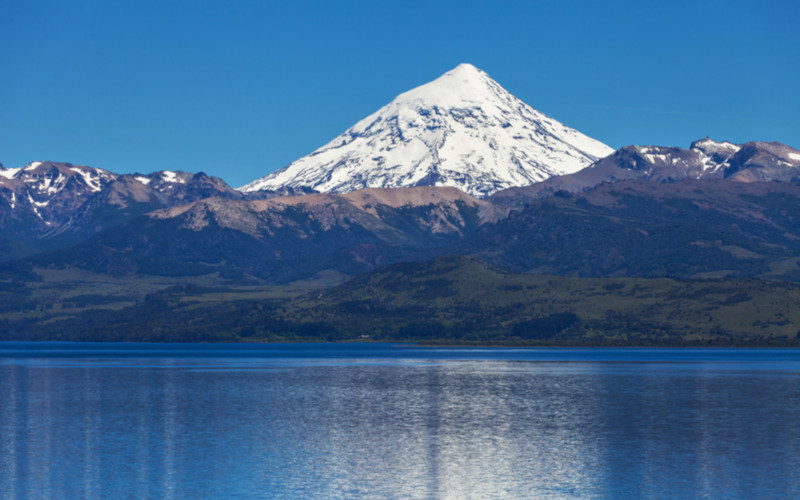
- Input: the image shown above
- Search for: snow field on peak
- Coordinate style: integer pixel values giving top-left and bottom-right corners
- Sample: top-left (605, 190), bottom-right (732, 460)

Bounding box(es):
top-left (69, 167), bottom-right (103, 192)
top-left (0, 167), bottom-right (21, 180)
top-left (160, 171), bottom-right (188, 184)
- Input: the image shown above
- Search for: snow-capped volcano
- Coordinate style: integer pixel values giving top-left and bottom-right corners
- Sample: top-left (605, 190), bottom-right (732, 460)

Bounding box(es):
top-left (240, 63), bottom-right (613, 197)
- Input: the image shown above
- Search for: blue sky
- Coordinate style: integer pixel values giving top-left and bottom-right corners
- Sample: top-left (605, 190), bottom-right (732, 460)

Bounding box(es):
top-left (2, 0), bottom-right (798, 187)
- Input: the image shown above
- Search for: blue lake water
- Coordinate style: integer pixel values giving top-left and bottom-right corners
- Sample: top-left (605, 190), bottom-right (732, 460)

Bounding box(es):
top-left (2, 342), bottom-right (800, 499)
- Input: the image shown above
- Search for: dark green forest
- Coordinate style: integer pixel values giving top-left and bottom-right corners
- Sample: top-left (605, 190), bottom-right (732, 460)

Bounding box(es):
top-left (4, 256), bottom-right (800, 346)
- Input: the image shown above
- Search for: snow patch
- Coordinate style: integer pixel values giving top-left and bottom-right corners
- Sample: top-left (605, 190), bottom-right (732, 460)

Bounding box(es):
top-left (160, 171), bottom-right (187, 184)
top-left (644, 153), bottom-right (668, 163)
top-left (69, 167), bottom-right (102, 192)
top-left (788, 152), bottom-right (800, 162)
top-left (36, 173), bottom-right (67, 195)
top-left (0, 167), bottom-right (21, 180)
top-left (691, 138), bottom-right (741, 156)
top-left (24, 161), bottom-right (43, 171)
top-left (135, 176), bottom-right (152, 185)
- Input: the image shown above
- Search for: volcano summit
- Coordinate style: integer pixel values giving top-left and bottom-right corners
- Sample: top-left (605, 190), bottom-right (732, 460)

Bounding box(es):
top-left (241, 63), bottom-right (613, 197)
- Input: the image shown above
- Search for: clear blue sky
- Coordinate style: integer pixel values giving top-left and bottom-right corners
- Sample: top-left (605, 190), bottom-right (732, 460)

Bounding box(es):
top-left (2, 0), bottom-right (798, 187)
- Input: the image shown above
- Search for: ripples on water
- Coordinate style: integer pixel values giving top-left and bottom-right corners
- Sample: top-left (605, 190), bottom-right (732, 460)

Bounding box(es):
top-left (1, 343), bottom-right (800, 498)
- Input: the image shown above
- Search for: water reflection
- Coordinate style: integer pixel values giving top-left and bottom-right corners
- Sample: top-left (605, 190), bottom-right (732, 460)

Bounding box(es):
top-left (1, 349), bottom-right (800, 498)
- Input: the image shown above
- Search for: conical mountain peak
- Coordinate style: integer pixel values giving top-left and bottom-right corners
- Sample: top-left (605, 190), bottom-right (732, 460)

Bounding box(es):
top-left (394, 63), bottom-right (496, 106)
top-left (241, 65), bottom-right (613, 197)
top-left (450, 62), bottom-right (481, 74)
top-left (434, 62), bottom-right (484, 81)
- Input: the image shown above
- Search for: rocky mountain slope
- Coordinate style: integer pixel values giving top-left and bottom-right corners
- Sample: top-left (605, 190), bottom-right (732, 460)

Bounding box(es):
top-left (0, 161), bottom-right (309, 260)
top-left (17, 186), bottom-right (506, 282)
top-left (240, 63), bottom-right (613, 197)
top-left (472, 179), bottom-right (800, 281)
top-left (491, 139), bottom-right (800, 205)
top-left (9, 176), bottom-right (800, 284)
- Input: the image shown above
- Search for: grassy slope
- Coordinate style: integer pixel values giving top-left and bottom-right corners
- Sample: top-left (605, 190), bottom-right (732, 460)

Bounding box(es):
top-left (278, 256), bottom-right (800, 344)
top-left (0, 266), bottom-right (336, 341)
top-left (5, 256), bottom-right (799, 345)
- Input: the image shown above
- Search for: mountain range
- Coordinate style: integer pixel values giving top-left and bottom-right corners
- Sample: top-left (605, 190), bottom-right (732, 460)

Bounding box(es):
top-left (492, 138), bottom-right (800, 204)
top-left (2, 141), bottom-right (798, 291)
top-left (3, 63), bottom-right (800, 343)
top-left (0, 161), bottom-right (310, 261)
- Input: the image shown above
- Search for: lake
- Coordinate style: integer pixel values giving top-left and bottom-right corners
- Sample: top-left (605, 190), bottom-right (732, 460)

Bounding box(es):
top-left (1, 342), bottom-right (799, 498)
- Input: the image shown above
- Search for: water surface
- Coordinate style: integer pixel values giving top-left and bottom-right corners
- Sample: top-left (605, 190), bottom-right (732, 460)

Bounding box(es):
top-left (1, 343), bottom-right (799, 498)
